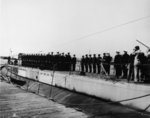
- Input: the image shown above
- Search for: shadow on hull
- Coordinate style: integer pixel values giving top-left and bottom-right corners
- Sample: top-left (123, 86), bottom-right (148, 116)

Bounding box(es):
top-left (10, 77), bottom-right (26, 86)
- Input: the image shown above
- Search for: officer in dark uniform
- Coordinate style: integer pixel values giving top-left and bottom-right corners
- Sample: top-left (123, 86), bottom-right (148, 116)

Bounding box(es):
top-left (26, 54), bottom-right (29, 67)
top-left (35, 54), bottom-right (38, 68)
top-left (54, 52), bottom-right (60, 70)
top-left (105, 53), bottom-right (112, 75)
top-left (88, 55), bottom-right (92, 73)
top-left (36, 54), bottom-right (39, 68)
top-left (33, 54), bottom-right (35, 67)
top-left (128, 51), bottom-right (135, 81)
top-left (102, 53), bottom-right (107, 73)
top-left (26, 54), bottom-right (28, 67)
top-left (85, 54), bottom-right (89, 72)
top-left (92, 54), bottom-right (97, 73)
top-left (97, 54), bottom-right (102, 74)
top-left (43, 54), bottom-right (47, 69)
top-left (39, 54), bottom-right (43, 69)
top-left (46, 53), bottom-right (50, 70)
top-left (50, 52), bottom-right (54, 70)
top-left (114, 51), bottom-right (122, 78)
top-left (71, 54), bottom-right (77, 71)
top-left (32, 54), bottom-right (35, 68)
top-left (60, 53), bottom-right (65, 71)
top-left (122, 51), bottom-right (129, 78)
top-left (81, 56), bottom-right (85, 72)
top-left (64, 54), bottom-right (67, 71)
top-left (66, 53), bottom-right (71, 71)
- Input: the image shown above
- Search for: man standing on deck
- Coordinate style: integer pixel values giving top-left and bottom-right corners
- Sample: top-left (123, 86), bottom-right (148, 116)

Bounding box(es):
top-left (71, 54), bottom-right (76, 71)
top-left (85, 55), bottom-right (89, 72)
top-left (81, 56), bottom-right (85, 72)
top-left (88, 55), bottom-right (92, 73)
top-left (97, 54), bottom-right (102, 74)
top-left (60, 53), bottom-right (65, 71)
top-left (92, 54), bottom-right (97, 73)
top-left (114, 51), bottom-right (122, 78)
top-left (55, 52), bottom-right (60, 70)
top-left (50, 52), bottom-right (54, 70)
top-left (133, 46), bottom-right (142, 82)
top-left (66, 53), bottom-right (72, 71)
top-left (102, 53), bottom-right (107, 74)
top-left (122, 51), bottom-right (129, 78)
top-left (105, 53), bottom-right (112, 75)
top-left (128, 50), bottom-right (135, 81)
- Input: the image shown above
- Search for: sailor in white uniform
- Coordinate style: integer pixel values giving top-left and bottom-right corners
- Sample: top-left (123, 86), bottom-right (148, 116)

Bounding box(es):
top-left (133, 46), bottom-right (142, 82)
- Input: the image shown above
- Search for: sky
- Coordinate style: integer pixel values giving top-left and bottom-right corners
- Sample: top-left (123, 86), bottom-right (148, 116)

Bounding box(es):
top-left (1, 0), bottom-right (150, 58)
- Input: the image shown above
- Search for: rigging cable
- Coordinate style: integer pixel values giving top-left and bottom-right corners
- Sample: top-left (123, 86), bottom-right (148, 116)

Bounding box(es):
top-left (60, 15), bottom-right (150, 46)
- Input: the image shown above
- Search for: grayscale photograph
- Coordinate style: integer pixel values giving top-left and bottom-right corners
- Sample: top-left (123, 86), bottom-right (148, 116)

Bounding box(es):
top-left (0, 0), bottom-right (150, 118)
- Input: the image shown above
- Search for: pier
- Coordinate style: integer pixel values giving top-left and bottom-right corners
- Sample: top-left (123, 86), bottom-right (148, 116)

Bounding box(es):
top-left (0, 80), bottom-right (88, 118)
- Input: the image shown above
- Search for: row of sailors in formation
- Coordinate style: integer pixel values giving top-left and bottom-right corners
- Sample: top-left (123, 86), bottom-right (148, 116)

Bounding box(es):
top-left (20, 46), bottom-right (150, 82)
top-left (81, 46), bottom-right (150, 82)
top-left (21, 52), bottom-right (77, 71)
top-left (80, 53), bottom-right (112, 74)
